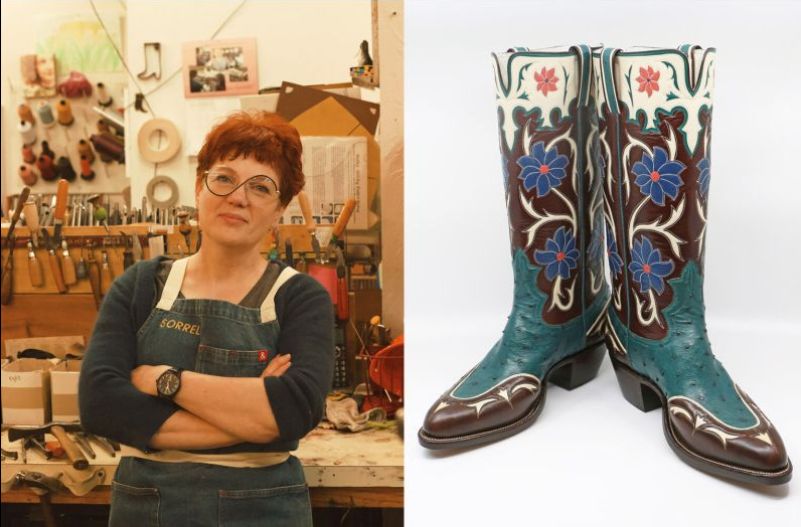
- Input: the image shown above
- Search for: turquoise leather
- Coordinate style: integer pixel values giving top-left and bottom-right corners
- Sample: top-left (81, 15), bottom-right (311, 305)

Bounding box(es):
top-left (610, 261), bottom-right (757, 428)
top-left (453, 249), bottom-right (609, 398)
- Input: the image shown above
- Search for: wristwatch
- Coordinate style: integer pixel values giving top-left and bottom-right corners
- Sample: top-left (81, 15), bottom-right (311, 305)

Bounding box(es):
top-left (156, 367), bottom-right (183, 399)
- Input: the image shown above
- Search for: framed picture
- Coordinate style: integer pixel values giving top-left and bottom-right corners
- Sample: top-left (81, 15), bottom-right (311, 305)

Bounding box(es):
top-left (182, 38), bottom-right (259, 98)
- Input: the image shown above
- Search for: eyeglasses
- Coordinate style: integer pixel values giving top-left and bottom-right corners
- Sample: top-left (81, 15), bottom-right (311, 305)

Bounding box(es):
top-left (203, 169), bottom-right (281, 202)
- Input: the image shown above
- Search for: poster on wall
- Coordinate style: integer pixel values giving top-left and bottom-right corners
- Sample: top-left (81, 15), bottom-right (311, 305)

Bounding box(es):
top-left (32, 11), bottom-right (124, 76)
top-left (20, 55), bottom-right (57, 98)
top-left (182, 38), bottom-right (259, 98)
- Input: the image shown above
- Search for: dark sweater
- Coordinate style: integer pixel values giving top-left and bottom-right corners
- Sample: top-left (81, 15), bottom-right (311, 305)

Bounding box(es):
top-left (78, 256), bottom-right (334, 452)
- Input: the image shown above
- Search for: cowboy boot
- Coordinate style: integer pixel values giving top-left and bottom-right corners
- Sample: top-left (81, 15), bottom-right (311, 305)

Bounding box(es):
top-left (596, 45), bottom-right (791, 484)
top-left (419, 45), bottom-right (611, 449)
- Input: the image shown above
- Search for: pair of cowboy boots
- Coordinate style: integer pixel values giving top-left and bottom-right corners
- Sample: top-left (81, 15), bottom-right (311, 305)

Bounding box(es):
top-left (418, 44), bottom-right (791, 486)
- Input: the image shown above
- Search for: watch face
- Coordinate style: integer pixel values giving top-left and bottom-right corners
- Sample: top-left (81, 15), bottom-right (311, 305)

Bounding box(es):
top-left (158, 370), bottom-right (180, 397)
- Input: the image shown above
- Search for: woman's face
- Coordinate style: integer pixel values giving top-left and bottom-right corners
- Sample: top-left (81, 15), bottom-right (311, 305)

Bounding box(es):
top-left (195, 155), bottom-right (284, 251)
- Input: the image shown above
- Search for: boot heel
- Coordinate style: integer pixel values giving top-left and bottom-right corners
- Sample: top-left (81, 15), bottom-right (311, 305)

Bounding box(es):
top-left (610, 358), bottom-right (662, 412)
top-left (550, 342), bottom-right (606, 390)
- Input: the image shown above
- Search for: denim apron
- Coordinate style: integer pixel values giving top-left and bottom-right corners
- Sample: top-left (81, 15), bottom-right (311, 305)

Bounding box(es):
top-left (109, 257), bottom-right (313, 527)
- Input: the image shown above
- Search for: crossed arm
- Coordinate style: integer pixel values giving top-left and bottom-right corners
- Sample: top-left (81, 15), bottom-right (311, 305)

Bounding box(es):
top-left (131, 354), bottom-right (292, 450)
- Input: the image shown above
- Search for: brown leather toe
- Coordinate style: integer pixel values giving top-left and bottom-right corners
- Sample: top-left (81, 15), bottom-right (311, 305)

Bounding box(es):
top-left (421, 373), bottom-right (542, 440)
top-left (667, 386), bottom-right (789, 473)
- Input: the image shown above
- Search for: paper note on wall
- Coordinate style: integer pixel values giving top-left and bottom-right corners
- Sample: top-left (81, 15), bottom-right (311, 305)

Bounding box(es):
top-left (282, 136), bottom-right (368, 230)
top-left (185, 98), bottom-right (242, 156)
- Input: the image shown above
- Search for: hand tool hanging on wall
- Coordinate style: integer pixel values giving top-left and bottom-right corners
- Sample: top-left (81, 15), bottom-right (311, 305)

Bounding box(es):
top-left (1, 187), bottom-right (31, 305)
top-left (177, 210), bottom-right (192, 253)
top-left (298, 191), bottom-right (315, 233)
top-left (101, 244), bottom-right (114, 289)
top-left (53, 179), bottom-right (69, 246)
top-left (75, 242), bottom-right (88, 280)
top-left (137, 42), bottom-right (162, 80)
top-left (334, 246), bottom-right (349, 321)
top-left (122, 238), bottom-right (134, 269)
top-left (41, 228), bottom-right (67, 293)
top-left (86, 244), bottom-right (102, 307)
top-left (23, 198), bottom-right (41, 248)
top-left (331, 197), bottom-right (357, 246)
top-left (61, 240), bottom-right (78, 286)
top-left (27, 241), bottom-right (44, 287)
top-left (131, 233), bottom-right (143, 263)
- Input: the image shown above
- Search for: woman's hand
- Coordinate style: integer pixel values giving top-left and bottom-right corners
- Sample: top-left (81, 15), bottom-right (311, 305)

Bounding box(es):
top-left (260, 354), bottom-right (291, 378)
top-left (130, 364), bottom-right (172, 396)
top-left (131, 354), bottom-right (290, 396)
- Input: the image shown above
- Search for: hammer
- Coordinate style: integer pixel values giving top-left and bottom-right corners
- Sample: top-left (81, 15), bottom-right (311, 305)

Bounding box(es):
top-left (8, 422), bottom-right (88, 470)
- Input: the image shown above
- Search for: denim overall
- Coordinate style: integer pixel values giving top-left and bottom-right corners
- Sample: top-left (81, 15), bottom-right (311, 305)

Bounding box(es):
top-left (109, 257), bottom-right (313, 527)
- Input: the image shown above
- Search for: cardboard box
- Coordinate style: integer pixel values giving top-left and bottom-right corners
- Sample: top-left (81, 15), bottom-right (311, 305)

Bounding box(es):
top-left (4, 335), bottom-right (85, 359)
top-left (50, 360), bottom-right (82, 422)
top-left (1, 358), bottom-right (55, 425)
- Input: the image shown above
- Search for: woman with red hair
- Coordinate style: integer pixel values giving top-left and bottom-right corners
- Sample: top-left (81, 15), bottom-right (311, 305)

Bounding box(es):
top-left (80, 111), bottom-right (333, 526)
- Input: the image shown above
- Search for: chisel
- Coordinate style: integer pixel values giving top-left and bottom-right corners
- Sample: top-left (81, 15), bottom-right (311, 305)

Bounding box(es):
top-left (331, 197), bottom-right (357, 244)
top-left (1, 187), bottom-right (31, 305)
top-left (61, 239), bottom-right (78, 285)
top-left (298, 191), bottom-right (314, 232)
top-left (86, 245), bottom-right (102, 307)
top-left (22, 199), bottom-right (40, 248)
top-left (131, 233), bottom-right (143, 263)
top-left (101, 250), bottom-right (113, 288)
top-left (41, 228), bottom-right (67, 293)
top-left (122, 238), bottom-right (133, 269)
top-left (27, 241), bottom-right (44, 287)
top-left (53, 178), bottom-right (69, 246)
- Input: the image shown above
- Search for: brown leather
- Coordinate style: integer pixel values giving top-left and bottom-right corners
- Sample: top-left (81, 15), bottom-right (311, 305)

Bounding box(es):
top-left (421, 373), bottom-right (541, 439)
top-left (667, 386), bottom-right (789, 472)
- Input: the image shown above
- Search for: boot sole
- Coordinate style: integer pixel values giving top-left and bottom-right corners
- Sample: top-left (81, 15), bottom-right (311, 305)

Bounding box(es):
top-left (609, 351), bottom-right (793, 485)
top-left (418, 341), bottom-right (607, 450)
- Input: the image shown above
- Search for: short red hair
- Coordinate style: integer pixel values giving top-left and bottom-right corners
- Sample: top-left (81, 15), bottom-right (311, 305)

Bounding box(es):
top-left (196, 111), bottom-right (304, 207)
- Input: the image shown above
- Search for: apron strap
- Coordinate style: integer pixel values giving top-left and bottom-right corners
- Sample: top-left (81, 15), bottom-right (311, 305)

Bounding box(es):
top-left (260, 266), bottom-right (299, 323)
top-left (156, 257), bottom-right (189, 311)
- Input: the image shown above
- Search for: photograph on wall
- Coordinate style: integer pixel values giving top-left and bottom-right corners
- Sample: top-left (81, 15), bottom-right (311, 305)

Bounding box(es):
top-left (182, 38), bottom-right (259, 98)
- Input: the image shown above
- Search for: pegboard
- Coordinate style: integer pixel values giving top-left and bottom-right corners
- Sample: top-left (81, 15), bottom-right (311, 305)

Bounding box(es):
top-left (7, 80), bottom-right (129, 199)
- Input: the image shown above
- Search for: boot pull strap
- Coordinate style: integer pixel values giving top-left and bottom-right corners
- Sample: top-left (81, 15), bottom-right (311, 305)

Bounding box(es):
top-left (678, 43), bottom-right (702, 87)
top-left (570, 44), bottom-right (593, 108)
top-left (600, 47), bottom-right (622, 115)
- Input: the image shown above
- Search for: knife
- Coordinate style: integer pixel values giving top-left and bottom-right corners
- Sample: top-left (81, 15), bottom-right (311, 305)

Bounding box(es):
top-left (41, 228), bottom-right (67, 293)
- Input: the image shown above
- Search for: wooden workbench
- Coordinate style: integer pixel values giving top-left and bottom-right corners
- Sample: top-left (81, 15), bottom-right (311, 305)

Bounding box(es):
top-left (0, 425), bottom-right (403, 509)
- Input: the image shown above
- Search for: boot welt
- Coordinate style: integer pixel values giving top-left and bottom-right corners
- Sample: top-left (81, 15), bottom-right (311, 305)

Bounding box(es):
top-left (609, 353), bottom-right (793, 485)
top-left (418, 341), bottom-right (606, 450)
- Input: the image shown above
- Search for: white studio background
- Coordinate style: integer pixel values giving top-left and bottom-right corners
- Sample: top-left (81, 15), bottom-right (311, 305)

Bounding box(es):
top-left (405, 1), bottom-right (801, 526)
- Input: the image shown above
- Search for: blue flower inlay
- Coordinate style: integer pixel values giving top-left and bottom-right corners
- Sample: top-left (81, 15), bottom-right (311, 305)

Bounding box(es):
top-left (517, 141), bottom-right (569, 197)
top-left (606, 224), bottom-right (624, 276)
top-left (628, 237), bottom-right (674, 295)
top-left (534, 226), bottom-right (579, 281)
top-left (632, 146), bottom-right (685, 206)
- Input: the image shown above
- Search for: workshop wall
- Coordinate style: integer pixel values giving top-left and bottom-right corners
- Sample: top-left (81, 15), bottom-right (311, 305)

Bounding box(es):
top-left (1, 0), bottom-right (373, 209)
